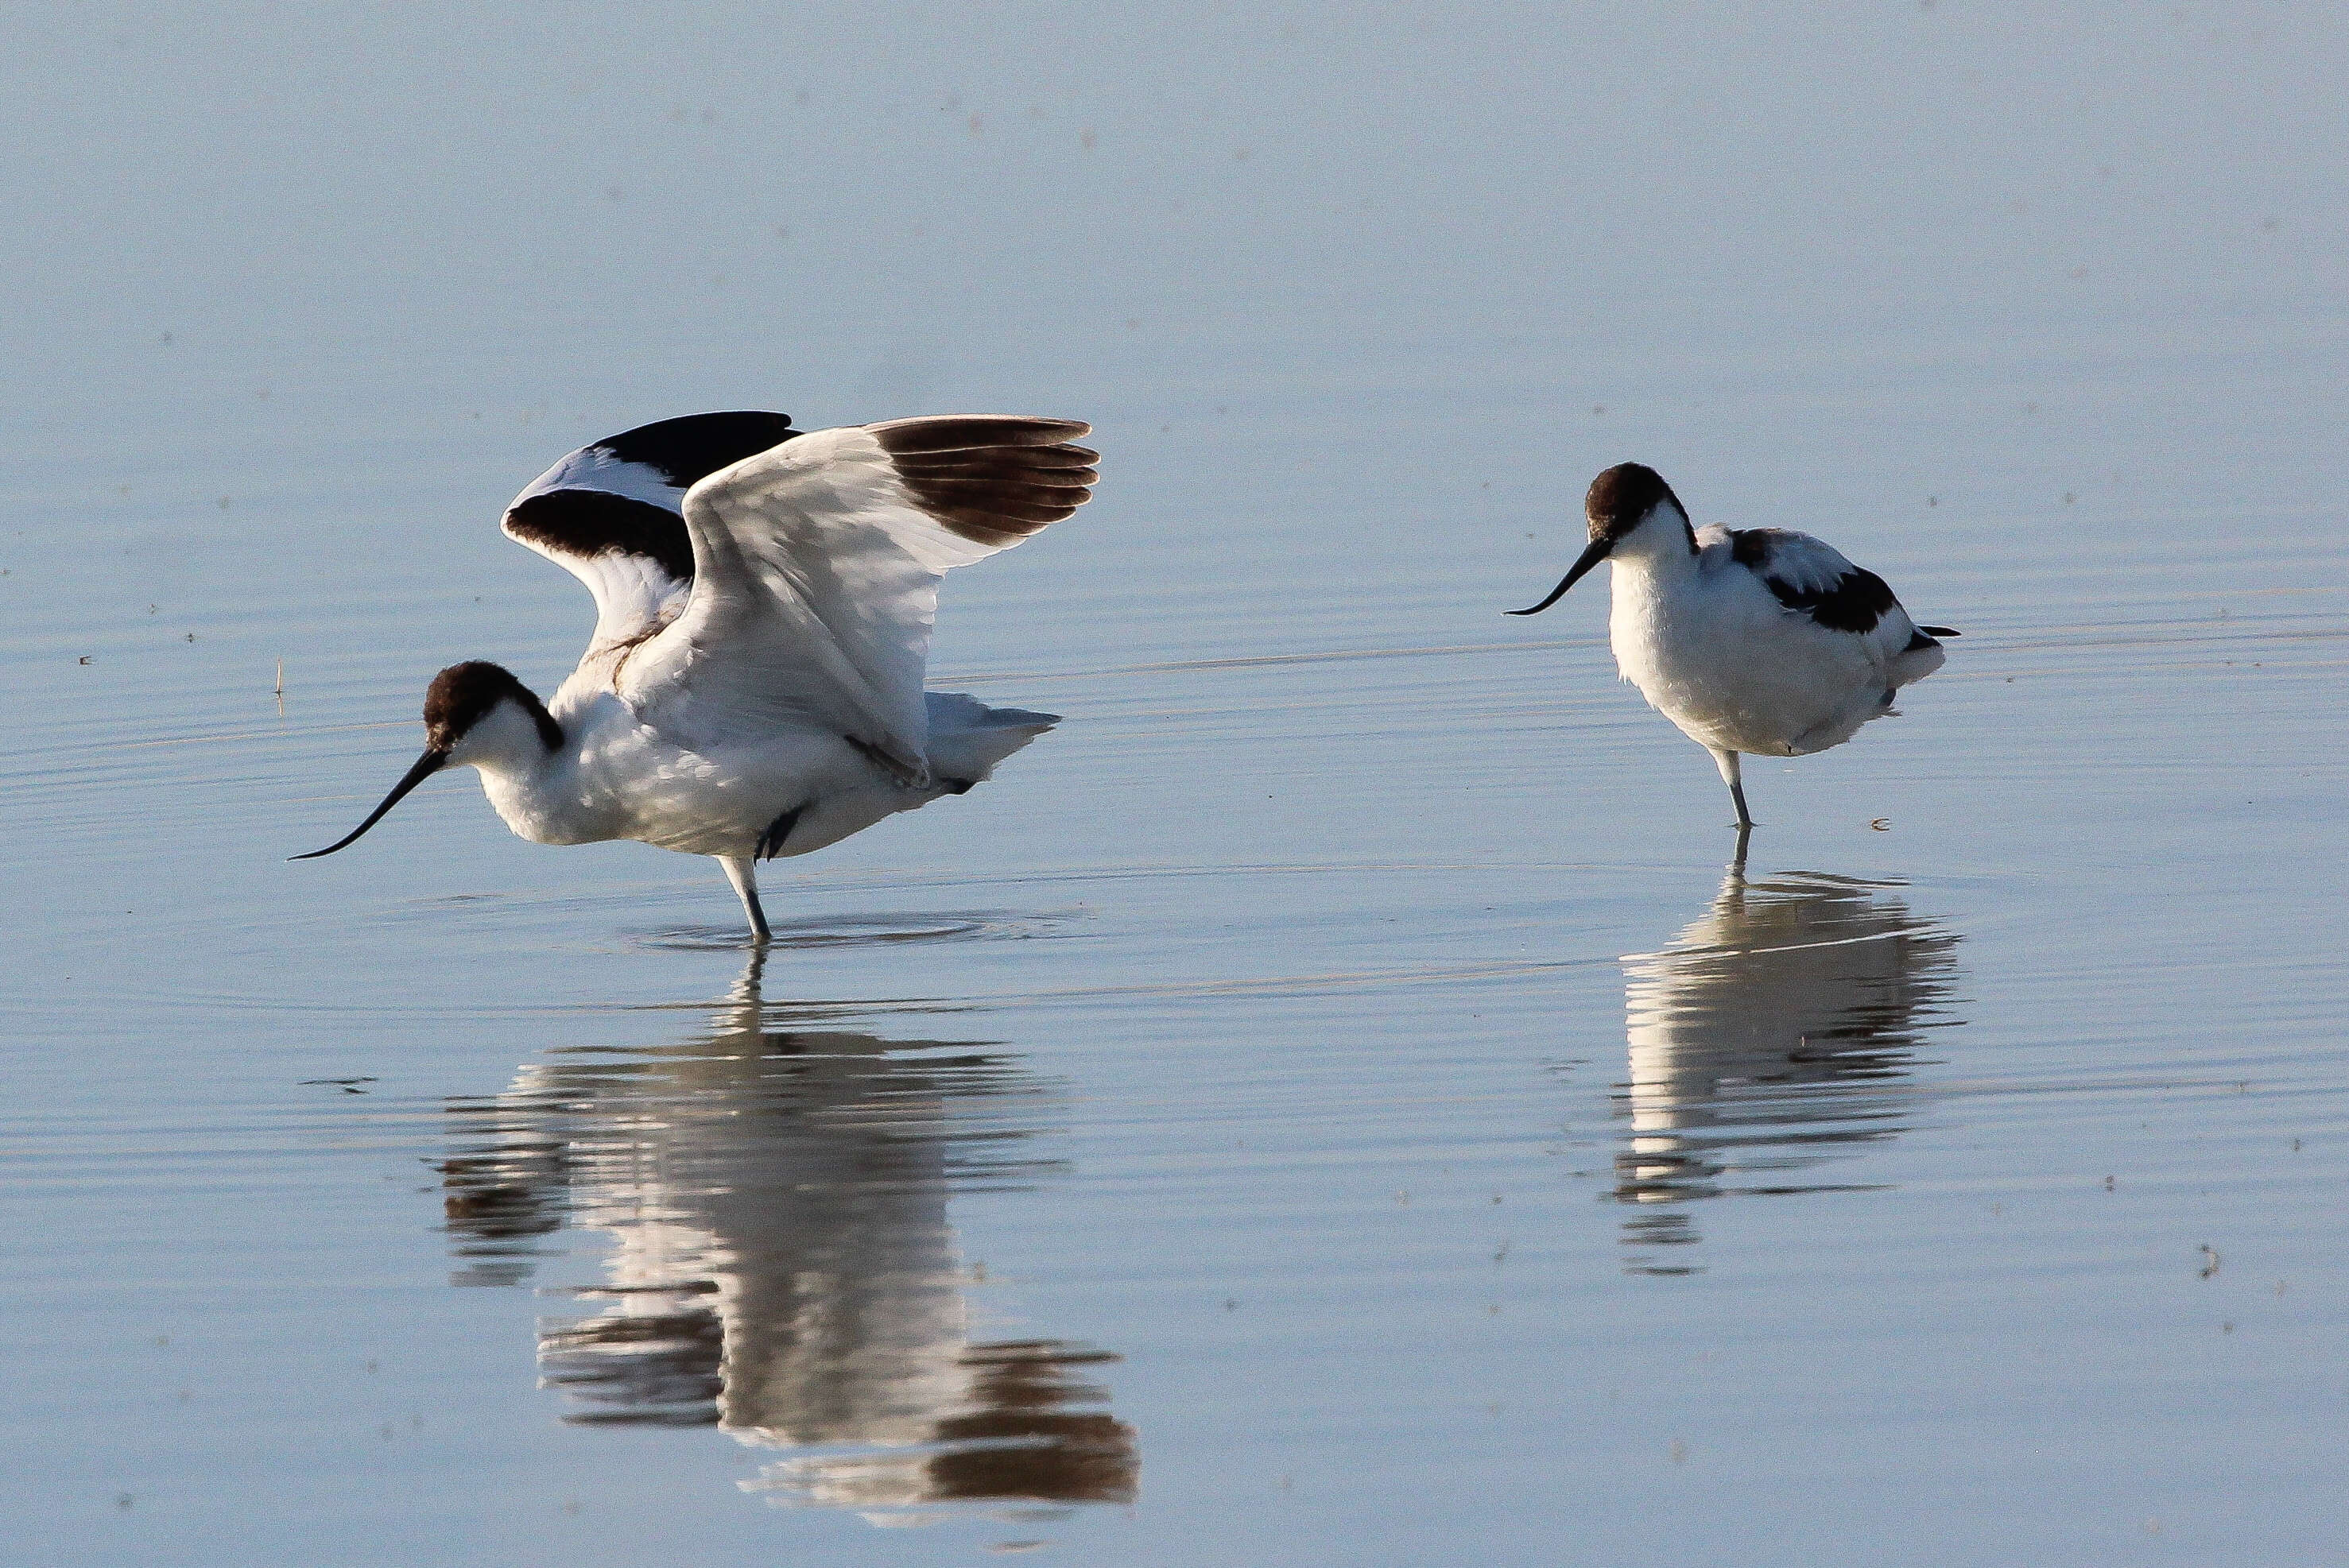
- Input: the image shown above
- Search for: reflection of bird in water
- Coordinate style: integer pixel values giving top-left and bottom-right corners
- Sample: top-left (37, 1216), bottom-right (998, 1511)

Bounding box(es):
top-left (1612, 861), bottom-right (1963, 1275)
top-left (440, 950), bottom-right (1136, 1518)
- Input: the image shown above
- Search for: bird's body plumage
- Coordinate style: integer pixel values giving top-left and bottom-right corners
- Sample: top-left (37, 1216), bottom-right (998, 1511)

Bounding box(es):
top-left (474, 687), bottom-right (1052, 861)
top-left (1607, 519), bottom-right (1946, 760)
top-left (301, 410), bottom-right (1094, 939)
top-left (1510, 463), bottom-right (1952, 828)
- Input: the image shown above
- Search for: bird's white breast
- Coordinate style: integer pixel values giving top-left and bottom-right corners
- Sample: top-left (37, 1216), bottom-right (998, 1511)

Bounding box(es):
top-left (1607, 547), bottom-right (1894, 757)
top-left (464, 691), bottom-right (835, 858)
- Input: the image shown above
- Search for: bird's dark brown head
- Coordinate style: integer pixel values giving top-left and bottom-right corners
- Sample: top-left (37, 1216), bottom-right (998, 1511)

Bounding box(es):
top-left (1506, 462), bottom-right (1692, 618)
top-left (1585, 463), bottom-right (1685, 544)
top-left (424, 661), bottom-right (563, 753)
top-left (292, 664), bottom-right (561, 862)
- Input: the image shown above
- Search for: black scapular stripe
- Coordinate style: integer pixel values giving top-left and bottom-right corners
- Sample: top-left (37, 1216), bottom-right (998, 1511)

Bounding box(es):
top-left (506, 490), bottom-right (696, 584)
top-left (594, 411), bottom-right (800, 488)
top-left (1767, 566), bottom-right (1899, 634)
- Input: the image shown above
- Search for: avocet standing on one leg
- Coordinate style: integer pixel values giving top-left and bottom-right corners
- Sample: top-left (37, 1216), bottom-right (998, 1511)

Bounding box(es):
top-left (296, 410), bottom-right (1096, 941)
top-left (1508, 463), bottom-right (1956, 831)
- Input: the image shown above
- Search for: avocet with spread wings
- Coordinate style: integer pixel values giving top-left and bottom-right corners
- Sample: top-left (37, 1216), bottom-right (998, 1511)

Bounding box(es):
top-left (296, 411), bottom-right (1095, 940)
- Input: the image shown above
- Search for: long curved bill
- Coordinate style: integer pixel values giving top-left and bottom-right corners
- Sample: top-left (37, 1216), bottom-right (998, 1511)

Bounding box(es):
top-left (290, 749), bottom-right (448, 860)
top-left (1506, 536), bottom-right (1612, 616)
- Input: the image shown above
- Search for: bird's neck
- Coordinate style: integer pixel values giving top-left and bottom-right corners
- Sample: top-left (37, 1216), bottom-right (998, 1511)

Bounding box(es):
top-left (1614, 505), bottom-right (1697, 559)
top-left (472, 745), bottom-right (593, 846)
top-left (1608, 515), bottom-right (1701, 588)
top-left (450, 700), bottom-right (564, 822)
top-left (459, 698), bottom-right (628, 847)
top-left (454, 697), bottom-right (563, 772)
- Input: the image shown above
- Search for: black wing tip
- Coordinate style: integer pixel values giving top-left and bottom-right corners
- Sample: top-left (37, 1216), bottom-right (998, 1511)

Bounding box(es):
top-left (1918, 625), bottom-right (1960, 637)
top-left (873, 416), bottom-right (1100, 546)
top-left (870, 414), bottom-right (1093, 454)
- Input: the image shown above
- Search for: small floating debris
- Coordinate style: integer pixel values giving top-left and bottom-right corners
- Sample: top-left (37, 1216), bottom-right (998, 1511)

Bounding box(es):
top-left (300, 1076), bottom-right (378, 1094)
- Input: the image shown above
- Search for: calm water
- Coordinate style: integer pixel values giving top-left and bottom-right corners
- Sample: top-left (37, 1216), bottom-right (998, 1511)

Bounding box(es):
top-left (6, 6), bottom-right (2348, 1564)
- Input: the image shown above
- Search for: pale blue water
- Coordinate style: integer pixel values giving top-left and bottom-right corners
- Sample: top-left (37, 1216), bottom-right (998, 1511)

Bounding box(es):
top-left (6, 6), bottom-right (2348, 1564)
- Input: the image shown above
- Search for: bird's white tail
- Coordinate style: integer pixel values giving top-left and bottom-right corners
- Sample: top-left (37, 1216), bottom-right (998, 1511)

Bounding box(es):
top-left (1890, 635), bottom-right (1948, 689)
top-left (923, 691), bottom-right (1059, 784)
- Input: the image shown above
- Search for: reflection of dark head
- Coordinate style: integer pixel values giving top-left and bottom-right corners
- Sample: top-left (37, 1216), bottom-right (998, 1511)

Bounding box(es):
top-left (531, 1320), bottom-right (1138, 1504)
top-left (925, 1342), bottom-right (1139, 1504)
top-left (440, 1140), bottom-right (566, 1288)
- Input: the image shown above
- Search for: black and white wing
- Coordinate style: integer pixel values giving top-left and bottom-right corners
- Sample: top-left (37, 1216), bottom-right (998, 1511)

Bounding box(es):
top-left (618, 416), bottom-right (1097, 784)
top-left (1722, 528), bottom-right (1904, 633)
top-left (1713, 525), bottom-right (1965, 663)
top-left (502, 412), bottom-right (802, 653)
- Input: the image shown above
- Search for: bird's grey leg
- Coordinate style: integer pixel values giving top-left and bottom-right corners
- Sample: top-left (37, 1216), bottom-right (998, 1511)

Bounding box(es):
top-left (1709, 748), bottom-right (1754, 830)
top-left (719, 855), bottom-right (772, 943)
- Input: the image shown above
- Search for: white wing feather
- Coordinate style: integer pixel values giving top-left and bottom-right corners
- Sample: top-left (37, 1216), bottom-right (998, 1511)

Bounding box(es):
top-left (500, 412), bottom-right (801, 660)
top-left (513, 538), bottom-right (688, 656)
top-left (1702, 524), bottom-right (1926, 671)
top-left (502, 450), bottom-right (691, 654)
top-left (1696, 524), bottom-right (1859, 594)
top-left (618, 417), bottom-right (1095, 785)
top-left (1749, 530), bottom-right (1858, 595)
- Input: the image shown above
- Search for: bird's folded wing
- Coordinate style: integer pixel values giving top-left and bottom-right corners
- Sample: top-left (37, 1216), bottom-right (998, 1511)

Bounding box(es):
top-left (1725, 526), bottom-right (1906, 638)
top-left (1723, 527), bottom-right (1859, 594)
top-left (501, 412), bottom-right (802, 653)
top-left (619, 416), bottom-right (1096, 783)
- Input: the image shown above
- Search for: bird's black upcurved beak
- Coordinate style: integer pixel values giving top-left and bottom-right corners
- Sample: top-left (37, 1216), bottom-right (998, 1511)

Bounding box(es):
top-left (290, 748), bottom-right (449, 860)
top-left (1506, 536), bottom-right (1613, 616)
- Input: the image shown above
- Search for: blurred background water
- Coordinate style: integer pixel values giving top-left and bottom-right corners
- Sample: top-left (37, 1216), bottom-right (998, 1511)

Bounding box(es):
top-left (3, 3), bottom-right (2346, 1563)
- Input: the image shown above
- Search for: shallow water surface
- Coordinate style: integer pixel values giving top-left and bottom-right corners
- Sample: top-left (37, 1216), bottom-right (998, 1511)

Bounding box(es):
top-left (6, 5), bottom-right (2349, 1565)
